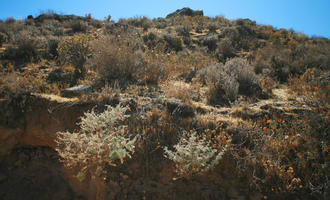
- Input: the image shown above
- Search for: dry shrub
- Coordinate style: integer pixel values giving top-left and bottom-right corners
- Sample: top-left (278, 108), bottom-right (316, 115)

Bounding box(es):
top-left (3, 30), bottom-right (42, 63)
top-left (70, 20), bottom-right (89, 33)
top-left (81, 84), bottom-right (120, 106)
top-left (92, 37), bottom-right (141, 83)
top-left (22, 64), bottom-right (61, 94)
top-left (45, 36), bottom-right (62, 58)
top-left (253, 38), bottom-right (330, 83)
top-left (232, 109), bottom-right (329, 198)
top-left (259, 76), bottom-right (278, 94)
top-left (91, 35), bottom-right (166, 86)
top-left (91, 34), bottom-right (213, 87)
top-left (198, 63), bottom-right (238, 106)
top-left (127, 16), bottom-right (151, 31)
top-left (165, 50), bottom-right (214, 79)
top-left (141, 50), bottom-right (169, 84)
top-left (0, 32), bottom-right (7, 46)
top-left (225, 58), bottom-right (258, 96)
top-left (207, 22), bottom-right (218, 33)
top-left (143, 32), bottom-right (161, 49)
top-left (163, 81), bottom-right (198, 103)
top-left (175, 24), bottom-right (192, 37)
top-left (216, 38), bottom-right (236, 62)
top-left (288, 75), bottom-right (313, 95)
top-left (0, 70), bottom-right (31, 98)
top-left (202, 35), bottom-right (218, 52)
top-left (207, 78), bottom-right (239, 106)
top-left (162, 33), bottom-right (183, 52)
top-left (288, 68), bottom-right (329, 100)
top-left (198, 58), bottom-right (259, 106)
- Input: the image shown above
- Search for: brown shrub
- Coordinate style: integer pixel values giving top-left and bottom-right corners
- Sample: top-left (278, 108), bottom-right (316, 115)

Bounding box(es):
top-left (0, 70), bottom-right (31, 98)
top-left (3, 33), bottom-right (40, 63)
top-left (69, 20), bottom-right (89, 33)
top-left (207, 22), bottom-right (218, 33)
top-left (198, 58), bottom-right (260, 106)
top-left (216, 38), bottom-right (236, 62)
top-left (202, 35), bottom-right (218, 52)
top-left (0, 32), bottom-right (7, 46)
top-left (198, 63), bottom-right (238, 106)
top-left (162, 33), bottom-right (183, 52)
top-left (91, 36), bottom-right (167, 86)
top-left (231, 107), bottom-right (329, 198)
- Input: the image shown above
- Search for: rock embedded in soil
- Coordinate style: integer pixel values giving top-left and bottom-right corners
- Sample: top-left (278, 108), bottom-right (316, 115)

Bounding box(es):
top-left (61, 85), bottom-right (92, 98)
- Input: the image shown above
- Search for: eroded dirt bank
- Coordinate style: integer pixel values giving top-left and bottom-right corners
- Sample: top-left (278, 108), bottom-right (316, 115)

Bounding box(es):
top-left (0, 94), bottom-right (91, 200)
top-left (0, 93), bottom-right (91, 156)
top-left (0, 146), bottom-right (85, 200)
top-left (0, 90), bottom-right (326, 200)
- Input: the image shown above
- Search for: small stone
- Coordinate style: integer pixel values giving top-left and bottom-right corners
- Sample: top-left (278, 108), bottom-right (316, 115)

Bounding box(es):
top-left (61, 85), bottom-right (92, 98)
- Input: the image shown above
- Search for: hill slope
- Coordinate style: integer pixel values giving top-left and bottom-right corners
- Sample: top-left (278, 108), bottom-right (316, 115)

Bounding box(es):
top-left (0, 8), bottom-right (329, 200)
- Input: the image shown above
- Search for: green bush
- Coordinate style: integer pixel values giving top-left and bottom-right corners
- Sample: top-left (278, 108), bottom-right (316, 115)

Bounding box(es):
top-left (164, 131), bottom-right (227, 177)
top-left (57, 34), bottom-right (92, 77)
top-left (56, 105), bottom-right (136, 181)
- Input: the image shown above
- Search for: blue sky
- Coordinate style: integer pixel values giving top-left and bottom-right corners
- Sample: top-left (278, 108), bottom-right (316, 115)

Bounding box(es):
top-left (1, 0), bottom-right (329, 38)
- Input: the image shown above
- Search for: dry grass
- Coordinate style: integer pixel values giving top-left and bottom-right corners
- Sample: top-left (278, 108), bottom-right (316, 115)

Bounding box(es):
top-left (163, 81), bottom-right (201, 103)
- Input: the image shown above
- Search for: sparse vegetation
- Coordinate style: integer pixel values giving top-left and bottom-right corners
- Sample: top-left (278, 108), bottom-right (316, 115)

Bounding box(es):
top-left (0, 8), bottom-right (329, 200)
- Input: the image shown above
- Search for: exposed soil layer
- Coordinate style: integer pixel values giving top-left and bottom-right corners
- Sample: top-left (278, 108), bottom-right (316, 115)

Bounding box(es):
top-left (0, 146), bottom-right (85, 200)
top-left (0, 93), bottom-right (92, 156)
top-left (0, 87), bottom-right (322, 200)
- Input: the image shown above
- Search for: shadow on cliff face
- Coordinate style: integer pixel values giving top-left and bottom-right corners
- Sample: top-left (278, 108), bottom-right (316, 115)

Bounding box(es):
top-left (0, 146), bottom-right (85, 200)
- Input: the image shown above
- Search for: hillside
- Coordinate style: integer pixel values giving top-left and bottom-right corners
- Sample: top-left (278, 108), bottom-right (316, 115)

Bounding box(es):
top-left (0, 8), bottom-right (329, 200)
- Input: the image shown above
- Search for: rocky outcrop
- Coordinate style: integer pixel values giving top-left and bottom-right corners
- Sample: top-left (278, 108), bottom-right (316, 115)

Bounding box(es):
top-left (166, 7), bottom-right (203, 18)
top-left (34, 13), bottom-right (86, 23)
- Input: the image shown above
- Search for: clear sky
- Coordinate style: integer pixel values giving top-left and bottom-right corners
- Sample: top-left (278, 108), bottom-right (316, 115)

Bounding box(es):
top-left (1, 0), bottom-right (329, 38)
